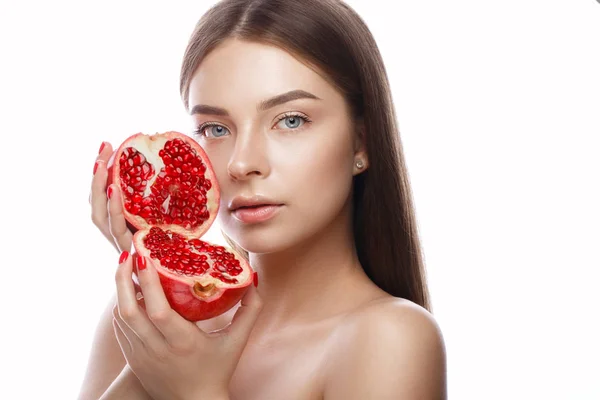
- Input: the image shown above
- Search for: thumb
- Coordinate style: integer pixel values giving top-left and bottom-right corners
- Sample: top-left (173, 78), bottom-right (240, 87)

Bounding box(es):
top-left (132, 276), bottom-right (146, 310)
top-left (227, 284), bottom-right (263, 348)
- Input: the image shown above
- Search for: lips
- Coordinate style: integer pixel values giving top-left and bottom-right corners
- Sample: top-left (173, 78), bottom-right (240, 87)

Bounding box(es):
top-left (232, 204), bottom-right (283, 224)
top-left (228, 195), bottom-right (284, 224)
top-left (234, 204), bottom-right (273, 210)
top-left (228, 195), bottom-right (283, 212)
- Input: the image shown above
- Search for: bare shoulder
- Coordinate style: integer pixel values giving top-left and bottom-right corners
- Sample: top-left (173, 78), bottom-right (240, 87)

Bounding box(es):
top-left (323, 297), bottom-right (447, 399)
top-left (349, 296), bottom-right (445, 344)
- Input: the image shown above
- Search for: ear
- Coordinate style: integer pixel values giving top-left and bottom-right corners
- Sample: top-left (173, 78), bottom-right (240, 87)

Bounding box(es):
top-left (353, 117), bottom-right (369, 175)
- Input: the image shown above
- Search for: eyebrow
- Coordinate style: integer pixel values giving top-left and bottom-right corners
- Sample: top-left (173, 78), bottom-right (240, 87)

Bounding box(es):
top-left (189, 89), bottom-right (321, 116)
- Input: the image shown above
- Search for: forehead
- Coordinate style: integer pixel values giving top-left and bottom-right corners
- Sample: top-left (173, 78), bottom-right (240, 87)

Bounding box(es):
top-left (188, 38), bottom-right (342, 108)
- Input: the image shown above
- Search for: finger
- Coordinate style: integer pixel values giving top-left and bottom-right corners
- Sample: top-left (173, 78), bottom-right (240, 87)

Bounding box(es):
top-left (90, 159), bottom-right (109, 231)
top-left (90, 142), bottom-right (113, 205)
top-left (107, 183), bottom-right (133, 253)
top-left (137, 256), bottom-right (197, 346)
top-left (115, 252), bottom-right (165, 347)
top-left (90, 142), bottom-right (119, 251)
top-left (225, 284), bottom-right (263, 349)
top-left (113, 312), bottom-right (133, 356)
top-left (98, 141), bottom-right (113, 160)
top-left (206, 321), bottom-right (232, 336)
top-left (133, 279), bottom-right (147, 311)
top-left (113, 303), bottom-right (145, 349)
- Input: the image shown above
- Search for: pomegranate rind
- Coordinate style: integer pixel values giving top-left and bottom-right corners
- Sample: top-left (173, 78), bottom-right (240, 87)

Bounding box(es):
top-left (110, 131), bottom-right (219, 238)
top-left (157, 272), bottom-right (252, 321)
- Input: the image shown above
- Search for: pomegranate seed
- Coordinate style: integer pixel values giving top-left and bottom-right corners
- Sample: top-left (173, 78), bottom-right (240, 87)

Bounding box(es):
top-left (139, 207), bottom-right (153, 218)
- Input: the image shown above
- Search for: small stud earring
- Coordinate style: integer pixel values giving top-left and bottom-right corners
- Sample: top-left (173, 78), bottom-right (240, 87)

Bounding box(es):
top-left (355, 159), bottom-right (364, 169)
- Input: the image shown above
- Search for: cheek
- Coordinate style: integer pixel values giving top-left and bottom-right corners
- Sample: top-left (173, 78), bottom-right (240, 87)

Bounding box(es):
top-left (201, 144), bottom-right (231, 183)
top-left (286, 131), bottom-right (355, 219)
top-left (198, 141), bottom-right (233, 193)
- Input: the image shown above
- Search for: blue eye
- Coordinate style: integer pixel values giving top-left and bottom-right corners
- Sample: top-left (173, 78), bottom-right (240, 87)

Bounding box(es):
top-left (276, 114), bottom-right (309, 129)
top-left (194, 123), bottom-right (230, 138)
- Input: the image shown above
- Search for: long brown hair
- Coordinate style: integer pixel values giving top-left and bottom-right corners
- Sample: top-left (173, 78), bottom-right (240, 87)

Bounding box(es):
top-left (179, 0), bottom-right (432, 312)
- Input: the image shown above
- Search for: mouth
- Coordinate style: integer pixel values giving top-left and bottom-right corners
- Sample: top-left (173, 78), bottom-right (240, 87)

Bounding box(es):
top-left (228, 195), bottom-right (284, 212)
top-left (232, 204), bottom-right (280, 211)
top-left (230, 203), bottom-right (284, 224)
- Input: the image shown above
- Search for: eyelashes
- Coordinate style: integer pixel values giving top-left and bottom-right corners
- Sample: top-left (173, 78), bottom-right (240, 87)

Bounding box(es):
top-left (193, 112), bottom-right (312, 139)
top-left (195, 123), bottom-right (228, 139)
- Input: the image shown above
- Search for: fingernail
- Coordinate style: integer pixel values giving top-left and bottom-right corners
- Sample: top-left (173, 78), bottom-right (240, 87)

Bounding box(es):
top-left (136, 254), bottom-right (147, 271)
top-left (107, 185), bottom-right (113, 199)
top-left (98, 142), bottom-right (106, 154)
top-left (119, 251), bottom-right (129, 264)
top-left (253, 272), bottom-right (259, 287)
top-left (93, 161), bottom-right (99, 175)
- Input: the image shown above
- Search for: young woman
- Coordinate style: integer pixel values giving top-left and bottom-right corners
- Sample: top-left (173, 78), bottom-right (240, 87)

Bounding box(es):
top-left (81, 0), bottom-right (447, 399)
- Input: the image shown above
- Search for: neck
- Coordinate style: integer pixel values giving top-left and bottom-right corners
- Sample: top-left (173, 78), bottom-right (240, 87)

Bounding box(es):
top-left (248, 203), bottom-right (374, 332)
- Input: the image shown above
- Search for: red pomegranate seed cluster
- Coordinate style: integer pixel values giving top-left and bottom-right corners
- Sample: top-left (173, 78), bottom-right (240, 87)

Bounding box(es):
top-left (143, 227), bottom-right (243, 283)
top-left (119, 138), bottom-right (212, 229)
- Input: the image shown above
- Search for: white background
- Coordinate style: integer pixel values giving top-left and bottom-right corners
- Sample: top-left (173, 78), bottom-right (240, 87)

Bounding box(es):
top-left (1, 0), bottom-right (598, 399)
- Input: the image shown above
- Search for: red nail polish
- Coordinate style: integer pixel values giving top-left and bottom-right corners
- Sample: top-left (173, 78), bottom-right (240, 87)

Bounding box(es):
top-left (253, 272), bottom-right (259, 288)
top-left (93, 161), bottom-right (99, 175)
top-left (107, 186), bottom-right (113, 199)
top-left (136, 254), bottom-right (147, 271)
top-left (119, 251), bottom-right (129, 264)
top-left (98, 142), bottom-right (106, 154)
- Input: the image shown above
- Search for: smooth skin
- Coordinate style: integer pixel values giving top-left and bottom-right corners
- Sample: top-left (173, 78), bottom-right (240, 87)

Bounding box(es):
top-left (80, 38), bottom-right (447, 400)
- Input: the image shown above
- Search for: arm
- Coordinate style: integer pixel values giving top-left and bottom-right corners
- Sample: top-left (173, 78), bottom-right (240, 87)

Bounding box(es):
top-left (323, 300), bottom-right (447, 399)
top-left (99, 366), bottom-right (154, 400)
top-left (77, 293), bottom-right (152, 400)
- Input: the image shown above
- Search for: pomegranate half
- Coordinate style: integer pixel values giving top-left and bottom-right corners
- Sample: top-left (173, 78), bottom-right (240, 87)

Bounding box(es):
top-left (108, 131), bottom-right (253, 321)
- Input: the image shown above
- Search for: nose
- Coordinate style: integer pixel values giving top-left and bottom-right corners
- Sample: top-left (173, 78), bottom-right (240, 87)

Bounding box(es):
top-left (227, 127), bottom-right (270, 181)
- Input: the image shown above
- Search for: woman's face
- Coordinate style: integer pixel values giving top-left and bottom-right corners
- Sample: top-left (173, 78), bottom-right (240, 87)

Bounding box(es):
top-left (188, 38), bottom-right (365, 254)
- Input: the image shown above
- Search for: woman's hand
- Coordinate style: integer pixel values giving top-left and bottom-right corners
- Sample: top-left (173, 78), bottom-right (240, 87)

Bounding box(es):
top-left (112, 252), bottom-right (262, 400)
top-left (90, 142), bottom-right (134, 253)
